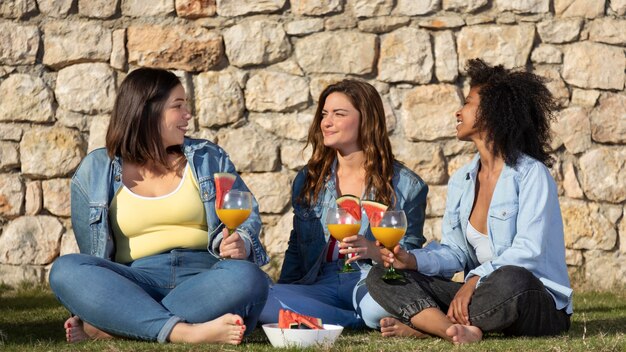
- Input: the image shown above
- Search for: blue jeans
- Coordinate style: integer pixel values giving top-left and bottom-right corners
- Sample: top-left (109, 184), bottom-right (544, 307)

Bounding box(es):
top-left (259, 261), bottom-right (368, 329)
top-left (49, 250), bottom-right (268, 343)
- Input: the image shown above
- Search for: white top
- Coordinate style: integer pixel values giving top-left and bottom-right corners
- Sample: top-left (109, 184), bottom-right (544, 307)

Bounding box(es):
top-left (466, 221), bottom-right (493, 264)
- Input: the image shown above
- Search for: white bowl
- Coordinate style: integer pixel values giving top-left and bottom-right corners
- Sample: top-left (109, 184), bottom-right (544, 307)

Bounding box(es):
top-left (262, 323), bottom-right (343, 348)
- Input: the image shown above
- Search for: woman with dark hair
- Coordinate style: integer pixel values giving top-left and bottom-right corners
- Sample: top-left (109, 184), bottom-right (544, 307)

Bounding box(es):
top-left (49, 68), bottom-right (269, 345)
top-left (259, 79), bottom-right (428, 328)
top-left (366, 59), bottom-right (572, 344)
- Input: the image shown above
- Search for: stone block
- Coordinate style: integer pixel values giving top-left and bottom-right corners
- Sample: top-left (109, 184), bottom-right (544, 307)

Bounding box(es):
top-left (434, 31), bottom-right (458, 83)
top-left (280, 141), bottom-right (311, 170)
top-left (217, 125), bottom-right (280, 172)
top-left (245, 71), bottom-right (309, 112)
top-left (587, 18), bottom-right (626, 45)
top-left (43, 20), bottom-right (112, 69)
top-left (216, 0), bottom-right (285, 16)
top-left (0, 0), bottom-right (37, 18)
top-left (55, 63), bottom-right (116, 114)
top-left (284, 19), bottom-right (324, 36)
top-left (0, 216), bottom-right (64, 265)
top-left (0, 142), bottom-right (19, 171)
top-left (393, 0), bottom-right (439, 15)
top-left (175, 0), bottom-right (216, 18)
top-left (291, 0), bottom-right (342, 15)
top-left (20, 127), bottom-right (85, 179)
top-left (295, 31), bottom-right (376, 75)
top-left (223, 19), bottom-right (291, 67)
top-left (442, 0), bottom-right (487, 13)
top-left (0, 74), bottom-right (54, 123)
top-left (241, 172), bottom-right (293, 213)
top-left (555, 0), bottom-right (605, 18)
top-left (402, 84), bottom-right (461, 141)
top-left (530, 44), bottom-right (562, 64)
top-left (590, 93), bottom-right (626, 144)
top-left (0, 22), bottom-right (39, 65)
top-left (42, 179), bottom-right (71, 217)
top-left (378, 28), bottom-right (433, 83)
top-left (537, 18), bottom-right (582, 44)
top-left (121, 0), bottom-right (175, 16)
top-left (357, 16), bottom-right (411, 33)
top-left (495, 0), bottom-right (549, 13)
top-left (457, 24), bottom-right (535, 70)
top-left (25, 180), bottom-right (42, 215)
top-left (250, 111), bottom-right (313, 141)
top-left (128, 25), bottom-right (222, 72)
top-left (353, 0), bottom-right (393, 17)
top-left (562, 42), bottom-right (624, 90)
top-left (87, 115), bottom-right (110, 153)
top-left (552, 107), bottom-right (592, 154)
top-left (391, 138), bottom-right (448, 185)
top-left (0, 173), bottom-right (24, 218)
top-left (79, 0), bottom-right (119, 18)
top-left (38, 0), bottom-right (73, 17)
top-left (579, 147), bottom-right (626, 203)
top-left (194, 70), bottom-right (244, 128)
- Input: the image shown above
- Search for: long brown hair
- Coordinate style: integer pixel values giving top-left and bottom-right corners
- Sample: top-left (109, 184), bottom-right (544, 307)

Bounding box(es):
top-left (299, 79), bottom-right (396, 206)
top-left (105, 67), bottom-right (184, 171)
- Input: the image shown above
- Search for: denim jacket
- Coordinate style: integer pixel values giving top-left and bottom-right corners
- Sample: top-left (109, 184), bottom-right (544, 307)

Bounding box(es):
top-left (278, 161), bottom-right (428, 284)
top-left (411, 154), bottom-right (573, 314)
top-left (70, 137), bottom-right (269, 266)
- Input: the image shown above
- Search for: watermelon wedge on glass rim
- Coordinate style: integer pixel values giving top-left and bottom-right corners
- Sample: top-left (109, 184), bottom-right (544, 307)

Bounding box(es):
top-left (214, 173), bottom-right (236, 209)
top-left (362, 200), bottom-right (388, 227)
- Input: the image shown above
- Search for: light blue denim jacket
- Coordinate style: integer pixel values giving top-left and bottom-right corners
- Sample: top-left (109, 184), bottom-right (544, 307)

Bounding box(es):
top-left (278, 160), bottom-right (428, 284)
top-left (411, 154), bottom-right (573, 314)
top-left (70, 137), bottom-right (269, 266)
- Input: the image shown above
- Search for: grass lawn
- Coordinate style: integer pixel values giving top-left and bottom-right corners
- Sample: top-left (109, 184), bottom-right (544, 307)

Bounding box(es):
top-left (0, 282), bottom-right (624, 351)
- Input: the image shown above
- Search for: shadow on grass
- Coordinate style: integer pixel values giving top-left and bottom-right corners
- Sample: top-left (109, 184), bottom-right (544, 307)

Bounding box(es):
top-left (0, 291), bottom-right (67, 345)
top-left (569, 317), bottom-right (626, 336)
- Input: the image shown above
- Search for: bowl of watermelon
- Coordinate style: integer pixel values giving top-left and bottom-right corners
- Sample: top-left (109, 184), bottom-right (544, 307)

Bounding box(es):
top-left (262, 310), bottom-right (343, 348)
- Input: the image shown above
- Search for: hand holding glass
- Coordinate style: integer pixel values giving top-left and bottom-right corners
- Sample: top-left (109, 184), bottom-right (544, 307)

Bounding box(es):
top-left (370, 210), bottom-right (407, 281)
top-left (216, 190), bottom-right (252, 233)
top-left (326, 207), bottom-right (361, 273)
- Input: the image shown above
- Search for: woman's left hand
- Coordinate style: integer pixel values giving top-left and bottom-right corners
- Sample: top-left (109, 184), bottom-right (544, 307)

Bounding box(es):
top-left (339, 236), bottom-right (381, 263)
top-left (219, 228), bottom-right (247, 260)
top-left (447, 275), bottom-right (480, 325)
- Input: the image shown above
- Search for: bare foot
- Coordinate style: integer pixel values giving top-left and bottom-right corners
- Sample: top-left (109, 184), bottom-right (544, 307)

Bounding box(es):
top-left (169, 313), bottom-right (245, 345)
top-left (64, 316), bottom-right (113, 343)
top-left (445, 324), bottom-right (483, 344)
top-left (379, 317), bottom-right (427, 338)
top-left (64, 316), bottom-right (89, 343)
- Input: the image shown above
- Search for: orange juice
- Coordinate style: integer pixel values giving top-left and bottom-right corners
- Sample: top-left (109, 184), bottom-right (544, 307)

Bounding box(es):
top-left (327, 223), bottom-right (361, 241)
top-left (216, 209), bottom-right (251, 229)
top-left (371, 227), bottom-right (405, 249)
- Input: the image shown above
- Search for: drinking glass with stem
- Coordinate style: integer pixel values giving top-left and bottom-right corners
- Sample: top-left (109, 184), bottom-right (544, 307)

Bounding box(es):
top-left (370, 210), bottom-right (407, 282)
top-left (216, 190), bottom-right (253, 235)
top-left (326, 207), bottom-right (361, 273)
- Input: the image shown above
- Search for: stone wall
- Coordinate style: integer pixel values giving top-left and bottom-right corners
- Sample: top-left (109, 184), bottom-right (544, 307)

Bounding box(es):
top-left (0, 0), bottom-right (624, 289)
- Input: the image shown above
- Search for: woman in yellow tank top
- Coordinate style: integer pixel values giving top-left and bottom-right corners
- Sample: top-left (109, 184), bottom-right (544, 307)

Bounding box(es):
top-left (49, 68), bottom-right (269, 345)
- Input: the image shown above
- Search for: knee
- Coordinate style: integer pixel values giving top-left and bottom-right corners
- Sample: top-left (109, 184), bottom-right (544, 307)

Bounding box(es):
top-left (221, 261), bottom-right (269, 298)
top-left (359, 294), bottom-right (388, 329)
top-left (49, 254), bottom-right (84, 289)
top-left (489, 266), bottom-right (541, 292)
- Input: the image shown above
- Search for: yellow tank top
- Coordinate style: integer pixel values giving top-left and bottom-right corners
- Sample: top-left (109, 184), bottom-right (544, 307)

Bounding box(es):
top-left (110, 164), bottom-right (208, 263)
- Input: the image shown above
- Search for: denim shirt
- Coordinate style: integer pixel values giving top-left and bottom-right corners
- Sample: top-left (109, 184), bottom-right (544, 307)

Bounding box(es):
top-left (411, 154), bottom-right (573, 314)
top-left (70, 137), bottom-right (269, 266)
top-left (278, 161), bottom-right (428, 284)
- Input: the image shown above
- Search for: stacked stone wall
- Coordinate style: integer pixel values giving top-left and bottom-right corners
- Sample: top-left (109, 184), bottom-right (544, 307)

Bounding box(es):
top-left (0, 0), bottom-right (624, 289)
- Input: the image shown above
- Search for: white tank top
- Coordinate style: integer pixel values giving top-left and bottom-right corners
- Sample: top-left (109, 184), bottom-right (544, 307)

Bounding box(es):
top-left (466, 221), bottom-right (493, 264)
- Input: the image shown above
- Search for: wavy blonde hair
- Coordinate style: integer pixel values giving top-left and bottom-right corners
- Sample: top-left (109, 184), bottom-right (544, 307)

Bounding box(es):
top-left (299, 79), bottom-right (396, 207)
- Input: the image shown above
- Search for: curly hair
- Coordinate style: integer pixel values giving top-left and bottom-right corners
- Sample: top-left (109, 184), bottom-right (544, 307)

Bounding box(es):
top-left (466, 59), bottom-right (557, 167)
top-left (299, 79), bottom-right (396, 207)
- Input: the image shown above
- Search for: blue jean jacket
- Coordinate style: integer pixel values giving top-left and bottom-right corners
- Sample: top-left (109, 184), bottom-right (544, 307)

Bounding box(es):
top-left (278, 161), bottom-right (428, 284)
top-left (70, 137), bottom-right (269, 266)
top-left (411, 154), bottom-right (573, 314)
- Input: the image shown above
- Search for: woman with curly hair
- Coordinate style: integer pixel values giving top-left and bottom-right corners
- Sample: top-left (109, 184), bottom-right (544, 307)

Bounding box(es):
top-left (365, 59), bottom-right (572, 343)
top-left (259, 79), bottom-right (428, 328)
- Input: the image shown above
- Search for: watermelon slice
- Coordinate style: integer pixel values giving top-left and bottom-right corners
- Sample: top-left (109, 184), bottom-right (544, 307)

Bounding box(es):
top-left (214, 173), bottom-right (236, 209)
top-left (336, 194), bottom-right (361, 221)
top-left (362, 200), bottom-right (388, 227)
top-left (278, 309), bottom-right (324, 330)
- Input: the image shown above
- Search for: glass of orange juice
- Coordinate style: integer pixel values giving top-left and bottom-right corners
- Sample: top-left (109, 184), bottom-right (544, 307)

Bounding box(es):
top-left (326, 207), bottom-right (361, 273)
top-left (216, 190), bottom-right (253, 233)
top-left (370, 210), bottom-right (407, 281)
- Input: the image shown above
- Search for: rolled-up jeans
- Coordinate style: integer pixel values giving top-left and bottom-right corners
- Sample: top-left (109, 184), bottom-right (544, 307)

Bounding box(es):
top-left (49, 250), bottom-right (269, 343)
top-left (366, 265), bottom-right (570, 336)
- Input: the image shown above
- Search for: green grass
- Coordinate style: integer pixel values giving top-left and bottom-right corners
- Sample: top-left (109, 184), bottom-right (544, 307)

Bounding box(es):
top-left (1, 282), bottom-right (624, 351)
